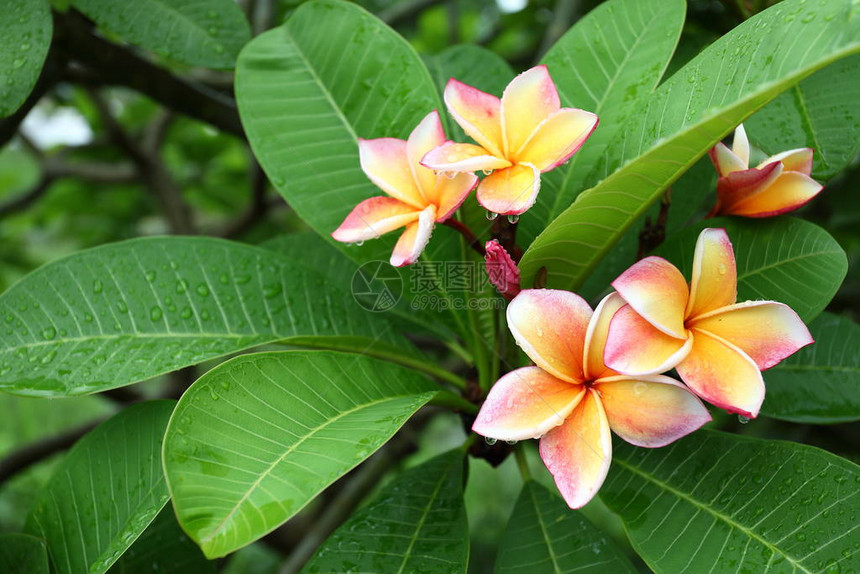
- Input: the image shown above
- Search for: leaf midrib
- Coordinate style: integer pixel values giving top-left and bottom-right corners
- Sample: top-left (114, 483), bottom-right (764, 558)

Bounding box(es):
top-left (200, 392), bottom-right (422, 547)
top-left (527, 483), bottom-right (563, 573)
top-left (395, 459), bottom-right (453, 574)
top-left (612, 457), bottom-right (814, 574)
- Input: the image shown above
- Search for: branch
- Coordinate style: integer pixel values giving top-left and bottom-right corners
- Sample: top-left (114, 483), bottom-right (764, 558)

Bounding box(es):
top-left (220, 159), bottom-right (273, 238)
top-left (0, 419), bottom-right (104, 483)
top-left (59, 12), bottom-right (243, 138)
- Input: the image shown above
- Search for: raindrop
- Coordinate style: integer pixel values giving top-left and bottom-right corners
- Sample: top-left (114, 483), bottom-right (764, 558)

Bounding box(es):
top-left (196, 284), bottom-right (210, 297)
top-left (718, 263), bottom-right (727, 275)
top-left (445, 171), bottom-right (457, 179)
top-left (93, 279), bottom-right (104, 294)
top-left (738, 415), bottom-right (750, 424)
top-left (145, 270), bottom-right (157, 282)
top-left (482, 169), bottom-right (493, 176)
top-left (507, 214), bottom-right (519, 224)
top-left (41, 327), bottom-right (56, 340)
top-left (355, 240), bottom-right (365, 246)
top-left (150, 307), bottom-right (163, 321)
top-left (505, 439), bottom-right (517, 445)
top-left (486, 210), bottom-right (499, 221)
top-left (485, 437), bottom-right (497, 445)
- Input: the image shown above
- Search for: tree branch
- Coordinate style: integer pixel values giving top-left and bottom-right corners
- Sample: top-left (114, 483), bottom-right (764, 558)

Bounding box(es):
top-left (59, 11), bottom-right (243, 138)
top-left (0, 419), bottom-right (104, 483)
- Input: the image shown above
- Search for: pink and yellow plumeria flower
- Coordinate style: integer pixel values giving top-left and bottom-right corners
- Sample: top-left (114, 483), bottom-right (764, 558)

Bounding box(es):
top-left (709, 124), bottom-right (823, 217)
top-left (421, 66), bottom-right (598, 216)
top-left (605, 228), bottom-right (814, 419)
top-left (473, 290), bottom-right (710, 508)
top-left (332, 111), bottom-right (478, 267)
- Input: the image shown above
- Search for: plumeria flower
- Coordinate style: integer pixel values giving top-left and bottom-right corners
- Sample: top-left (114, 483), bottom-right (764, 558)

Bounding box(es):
top-left (605, 228), bottom-right (814, 419)
top-left (332, 111), bottom-right (478, 267)
top-left (421, 66), bottom-right (598, 216)
top-left (708, 124), bottom-right (823, 217)
top-left (484, 239), bottom-right (521, 300)
top-left (473, 290), bottom-right (711, 508)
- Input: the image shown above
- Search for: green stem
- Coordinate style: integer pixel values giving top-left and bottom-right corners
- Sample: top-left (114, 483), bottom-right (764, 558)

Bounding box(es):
top-left (514, 445), bottom-right (532, 481)
top-left (430, 390), bottom-right (478, 414)
top-left (281, 338), bottom-right (469, 390)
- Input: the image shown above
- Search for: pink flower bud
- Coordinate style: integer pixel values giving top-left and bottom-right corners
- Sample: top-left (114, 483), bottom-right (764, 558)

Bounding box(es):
top-left (485, 240), bottom-right (521, 300)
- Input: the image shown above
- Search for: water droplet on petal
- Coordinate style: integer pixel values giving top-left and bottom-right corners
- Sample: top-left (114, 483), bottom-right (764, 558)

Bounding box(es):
top-left (482, 169), bottom-right (493, 176)
top-left (507, 214), bottom-right (519, 224)
top-left (486, 210), bottom-right (499, 220)
top-left (738, 415), bottom-right (750, 424)
top-left (485, 437), bottom-right (497, 445)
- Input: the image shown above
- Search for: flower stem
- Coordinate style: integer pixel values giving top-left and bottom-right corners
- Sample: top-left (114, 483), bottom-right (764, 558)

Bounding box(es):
top-left (430, 389), bottom-right (479, 414)
top-left (514, 445), bottom-right (532, 481)
top-left (444, 218), bottom-right (486, 257)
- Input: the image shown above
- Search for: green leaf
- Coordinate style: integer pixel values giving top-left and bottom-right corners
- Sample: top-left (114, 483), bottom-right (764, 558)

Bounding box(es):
top-left (0, 236), bottom-right (414, 396)
top-left (70, 0), bottom-right (250, 69)
top-left (762, 312), bottom-right (860, 424)
top-left (24, 401), bottom-right (175, 574)
top-left (0, 533), bottom-right (48, 574)
top-left (163, 350), bottom-right (437, 558)
top-left (520, 0), bottom-right (860, 289)
top-left (601, 430), bottom-right (860, 574)
top-left (654, 217), bottom-right (847, 323)
top-left (108, 506), bottom-right (215, 574)
top-left (495, 480), bottom-right (636, 574)
top-left (520, 0), bottom-right (686, 249)
top-left (0, 0), bottom-right (52, 118)
top-left (746, 54), bottom-right (860, 181)
top-left (302, 449), bottom-right (469, 573)
top-left (236, 0), bottom-right (442, 265)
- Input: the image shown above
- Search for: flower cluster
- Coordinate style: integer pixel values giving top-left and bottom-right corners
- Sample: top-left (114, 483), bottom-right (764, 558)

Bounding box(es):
top-left (332, 66), bottom-right (598, 266)
top-left (473, 228), bottom-right (812, 508)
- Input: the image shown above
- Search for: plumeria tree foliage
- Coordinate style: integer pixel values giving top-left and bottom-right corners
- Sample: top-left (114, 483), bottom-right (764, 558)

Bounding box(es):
top-left (0, 0), bottom-right (858, 572)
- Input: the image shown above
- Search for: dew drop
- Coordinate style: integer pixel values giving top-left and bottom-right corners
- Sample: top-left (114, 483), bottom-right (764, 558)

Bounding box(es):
top-left (484, 437), bottom-right (497, 445)
top-left (196, 284), bottom-right (210, 297)
top-left (41, 327), bottom-right (56, 340)
top-left (505, 439), bottom-right (517, 445)
top-left (738, 415), bottom-right (750, 424)
top-left (507, 214), bottom-right (519, 224)
top-left (482, 169), bottom-right (493, 176)
top-left (355, 240), bottom-right (365, 246)
top-left (93, 279), bottom-right (104, 294)
top-left (486, 210), bottom-right (499, 220)
top-left (150, 307), bottom-right (163, 321)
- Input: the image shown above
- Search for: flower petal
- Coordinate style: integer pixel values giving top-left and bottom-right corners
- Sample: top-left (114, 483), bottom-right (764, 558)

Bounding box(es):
top-left (583, 292), bottom-right (626, 380)
top-left (604, 304), bottom-right (693, 375)
top-left (432, 172), bottom-right (479, 221)
top-left (690, 301), bottom-right (813, 370)
top-left (359, 138), bottom-right (425, 209)
top-left (612, 256), bottom-right (689, 338)
top-left (732, 124), bottom-right (750, 166)
top-left (472, 367), bottom-right (585, 441)
top-left (421, 142), bottom-right (512, 173)
top-left (715, 161), bottom-right (784, 215)
top-left (595, 375), bottom-right (711, 448)
top-left (676, 329), bottom-right (765, 418)
top-left (708, 142), bottom-right (747, 176)
top-left (507, 289), bottom-right (592, 383)
top-left (724, 171), bottom-right (823, 218)
top-left (407, 110), bottom-right (447, 199)
top-left (686, 228), bottom-right (737, 319)
top-left (332, 197), bottom-right (420, 243)
top-left (476, 163), bottom-right (541, 216)
top-left (515, 108), bottom-right (599, 172)
top-left (759, 147), bottom-right (813, 175)
top-left (501, 65), bottom-right (560, 157)
top-left (444, 78), bottom-right (504, 157)
top-left (539, 389), bottom-right (611, 509)
top-left (389, 205), bottom-right (436, 267)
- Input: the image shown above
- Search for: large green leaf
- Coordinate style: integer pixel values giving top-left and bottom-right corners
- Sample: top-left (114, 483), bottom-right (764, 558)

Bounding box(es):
top-left (24, 401), bottom-right (175, 574)
top-left (520, 0), bottom-right (860, 289)
top-left (520, 0), bottom-right (686, 248)
top-left (762, 312), bottom-right (860, 424)
top-left (601, 430), bottom-right (860, 574)
top-left (302, 449), bottom-right (469, 573)
top-left (70, 0), bottom-right (250, 69)
top-left (163, 350), bottom-right (437, 558)
top-left (746, 54), bottom-right (860, 181)
top-left (0, 236), bottom-right (415, 396)
top-left (0, 0), bottom-right (52, 118)
top-left (0, 533), bottom-right (48, 574)
top-left (236, 0), bottom-right (442, 265)
top-left (495, 480), bottom-right (636, 574)
top-left (108, 507), bottom-right (215, 574)
top-left (654, 217), bottom-right (847, 322)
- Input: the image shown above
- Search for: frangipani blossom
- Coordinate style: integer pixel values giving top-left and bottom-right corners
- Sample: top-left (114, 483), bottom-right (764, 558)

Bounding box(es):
top-left (605, 228), bottom-right (814, 419)
top-left (709, 124), bottom-right (823, 217)
top-left (421, 66), bottom-right (598, 216)
top-left (473, 290), bottom-right (710, 509)
top-left (332, 111), bottom-right (478, 267)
